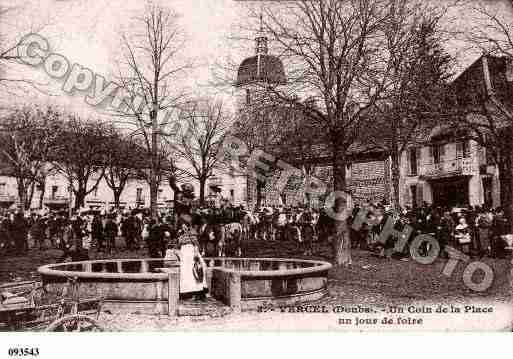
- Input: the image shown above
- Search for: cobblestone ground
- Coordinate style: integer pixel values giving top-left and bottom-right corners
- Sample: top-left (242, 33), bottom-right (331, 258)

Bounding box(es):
top-left (1, 237), bottom-right (512, 330)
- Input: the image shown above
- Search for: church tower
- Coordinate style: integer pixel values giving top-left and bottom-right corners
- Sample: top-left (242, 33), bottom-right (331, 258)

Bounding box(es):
top-left (235, 22), bottom-right (286, 110)
top-left (234, 21), bottom-right (287, 209)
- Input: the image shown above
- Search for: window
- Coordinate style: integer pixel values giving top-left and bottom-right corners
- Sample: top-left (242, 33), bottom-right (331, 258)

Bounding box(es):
top-left (230, 189), bottom-right (234, 199)
top-left (136, 188), bottom-right (143, 202)
top-left (432, 145), bottom-right (441, 164)
top-left (409, 148), bottom-right (417, 175)
top-left (485, 148), bottom-right (495, 164)
top-left (456, 141), bottom-right (470, 158)
top-left (0, 183), bottom-right (5, 195)
top-left (51, 186), bottom-right (58, 199)
top-left (410, 185), bottom-right (417, 208)
top-left (462, 141), bottom-right (470, 158)
top-left (93, 186), bottom-right (98, 197)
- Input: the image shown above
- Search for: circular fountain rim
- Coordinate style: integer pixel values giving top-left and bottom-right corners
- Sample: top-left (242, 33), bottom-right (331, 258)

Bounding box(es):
top-left (38, 257), bottom-right (332, 279)
top-left (204, 257), bottom-right (332, 277)
top-left (38, 258), bottom-right (178, 280)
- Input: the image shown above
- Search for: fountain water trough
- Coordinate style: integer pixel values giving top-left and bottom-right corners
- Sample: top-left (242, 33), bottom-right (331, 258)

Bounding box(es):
top-left (38, 257), bottom-right (332, 315)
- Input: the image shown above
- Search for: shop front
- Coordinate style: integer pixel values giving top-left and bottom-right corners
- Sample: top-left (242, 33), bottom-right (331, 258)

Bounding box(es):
top-left (429, 176), bottom-right (470, 208)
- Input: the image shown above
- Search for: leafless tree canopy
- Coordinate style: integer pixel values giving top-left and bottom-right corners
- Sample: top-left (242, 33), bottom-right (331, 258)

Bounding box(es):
top-left (0, 106), bottom-right (61, 210)
top-left (171, 99), bottom-right (231, 204)
top-left (112, 2), bottom-right (193, 218)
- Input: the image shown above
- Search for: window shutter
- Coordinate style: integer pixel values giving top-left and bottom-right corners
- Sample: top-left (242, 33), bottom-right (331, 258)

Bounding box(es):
top-left (439, 144), bottom-right (445, 159)
top-left (405, 150), bottom-right (409, 175)
top-left (428, 146), bottom-right (434, 164)
top-left (463, 141), bottom-right (470, 158)
top-left (456, 142), bottom-right (463, 158)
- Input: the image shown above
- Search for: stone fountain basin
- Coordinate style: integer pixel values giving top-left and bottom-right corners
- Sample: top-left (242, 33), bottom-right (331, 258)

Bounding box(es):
top-left (38, 257), bottom-right (332, 314)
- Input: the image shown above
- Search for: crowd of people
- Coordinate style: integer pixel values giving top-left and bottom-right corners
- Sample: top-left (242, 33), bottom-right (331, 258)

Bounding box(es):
top-left (351, 202), bottom-right (511, 260)
top-left (1, 189), bottom-right (511, 303)
top-left (0, 198), bottom-right (511, 263)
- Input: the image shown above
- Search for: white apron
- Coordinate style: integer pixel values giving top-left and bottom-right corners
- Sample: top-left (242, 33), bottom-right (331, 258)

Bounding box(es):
top-left (179, 244), bottom-right (207, 294)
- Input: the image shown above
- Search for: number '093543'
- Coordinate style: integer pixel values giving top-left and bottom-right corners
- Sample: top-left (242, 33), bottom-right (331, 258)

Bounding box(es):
top-left (8, 348), bottom-right (39, 357)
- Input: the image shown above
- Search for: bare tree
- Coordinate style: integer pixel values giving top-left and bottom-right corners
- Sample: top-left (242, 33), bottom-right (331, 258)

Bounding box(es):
top-left (451, 0), bottom-right (513, 227)
top-left (371, 9), bottom-right (454, 209)
top-left (172, 99), bottom-right (230, 204)
top-left (103, 127), bottom-right (147, 209)
top-left (233, 0), bottom-right (407, 265)
top-left (51, 114), bottom-right (107, 210)
top-left (112, 2), bottom-right (192, 219)
top-left (0, 105), bottom-right (61, 211)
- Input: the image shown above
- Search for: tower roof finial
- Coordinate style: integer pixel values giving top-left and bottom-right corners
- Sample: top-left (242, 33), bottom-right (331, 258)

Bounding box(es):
top-left (255, 8), bottom-right (268, 56)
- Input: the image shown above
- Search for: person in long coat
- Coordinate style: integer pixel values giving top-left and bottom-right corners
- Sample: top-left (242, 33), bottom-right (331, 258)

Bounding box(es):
top-left (103, 215), bottom-right (118, 255)
top-left (122, 213), bottom-right (138, 251)
top-left (12, 212), bottom-right (28, 255)
top-left (91, 214), bottom-right (104, 251)
top-left (147, 219), bottom-right (162, 258)
top-left (491, 208), bottom-right (508, 258)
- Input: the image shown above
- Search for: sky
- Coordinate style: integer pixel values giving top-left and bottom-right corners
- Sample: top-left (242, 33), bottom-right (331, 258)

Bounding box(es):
top-left (1, 0), bottom-right (252, 114)
top-left (1, 0), bottom-right (512, 117)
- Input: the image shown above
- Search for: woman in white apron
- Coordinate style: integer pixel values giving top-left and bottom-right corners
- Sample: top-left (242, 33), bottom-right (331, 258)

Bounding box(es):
top-left (175, 229), bottom-right (208, 301)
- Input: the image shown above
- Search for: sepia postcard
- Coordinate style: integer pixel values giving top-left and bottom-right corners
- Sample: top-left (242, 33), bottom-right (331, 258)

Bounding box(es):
top-left (1, 1), bottom-right (513, 349)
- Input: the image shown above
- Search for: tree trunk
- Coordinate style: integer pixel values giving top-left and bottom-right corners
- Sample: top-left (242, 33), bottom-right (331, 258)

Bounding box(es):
top-left (74, 182), bottom-right (86, 210)
top-left (331, 135), bottom-right (351, 266)
top-left (16, 177), bottom-right (27, 213)
top-left (150, 104), bottom-right (159, 220)
top-left (390, 150), bottom-right (401, 210)
top-left (149, 166), bottom-right (158, 219)
top-left (74, 192), bottom-right (86, 210)
top-left (199, 177), bottom-right (206, 205)
top-left (38, 179), bottom-right (46, 209)
top-left (27, 181), bottom-right (35, 210)
top-left (113, 190), bottom-right (121, 209)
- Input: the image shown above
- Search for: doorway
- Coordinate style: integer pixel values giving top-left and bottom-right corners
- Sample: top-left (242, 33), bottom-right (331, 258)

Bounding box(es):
top-left (482, 177), bottom-right (493, 208)
top-left (431, 177), bottom-right (469, 208)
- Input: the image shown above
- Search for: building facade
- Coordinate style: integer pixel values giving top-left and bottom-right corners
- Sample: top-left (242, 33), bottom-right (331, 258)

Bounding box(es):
top-left (0, 171), bottom-right (177, 211)
top-left (399, 137), bottom-right (499, 209)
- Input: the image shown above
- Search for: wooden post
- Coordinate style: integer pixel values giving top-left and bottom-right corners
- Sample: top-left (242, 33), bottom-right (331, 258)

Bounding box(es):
top-left (228, 272), bottom-right (242, 313)
top-left (167, 268), bottom-right (179, 316)
top-left (116, 261), bottom-right (123, 273)
top-left (278, 262), bottom-right (288, 295)
top-left (82, 262), bottom-right (92, 272)
top-left (156, 280), bottom-right (163, 314)
top-left (140, 260), bottom-right (149, 273)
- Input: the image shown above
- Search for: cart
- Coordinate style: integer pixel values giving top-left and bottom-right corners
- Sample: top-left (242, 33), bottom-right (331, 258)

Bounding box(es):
top-left (0, 278), bottom-right (104, 332)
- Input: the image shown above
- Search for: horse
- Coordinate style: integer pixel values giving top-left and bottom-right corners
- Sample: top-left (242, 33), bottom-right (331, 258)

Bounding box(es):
top-left (273, 212), bottom-right (288, 241)
top-left (241, 210), bottom-right (259, 241)
top-left (223, 222), bottom-right (243, 257)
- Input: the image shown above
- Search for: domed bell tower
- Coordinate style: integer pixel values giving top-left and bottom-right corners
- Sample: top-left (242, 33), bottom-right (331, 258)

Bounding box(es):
top-left (234, 20), bottom-right (287, 209)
